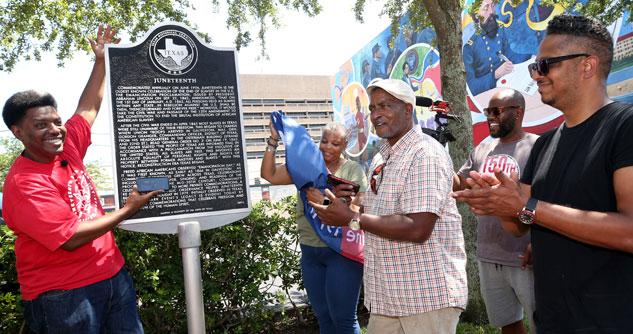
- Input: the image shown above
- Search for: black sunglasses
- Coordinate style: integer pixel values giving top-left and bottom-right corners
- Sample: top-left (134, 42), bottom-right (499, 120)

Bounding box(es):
top-left (483, 105), bottom-right (522, 117)
top-left (528, 53), bottom-right (590, 77)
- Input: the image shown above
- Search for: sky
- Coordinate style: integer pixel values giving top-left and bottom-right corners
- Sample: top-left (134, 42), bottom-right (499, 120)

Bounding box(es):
top-left (0, 0), bottom-right (391, 164)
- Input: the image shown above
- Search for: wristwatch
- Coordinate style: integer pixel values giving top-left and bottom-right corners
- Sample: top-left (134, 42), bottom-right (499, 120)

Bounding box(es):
top-left (349, 212), bottom-right (361, 231)
top-left (518, 198), bottom-right (538, 225)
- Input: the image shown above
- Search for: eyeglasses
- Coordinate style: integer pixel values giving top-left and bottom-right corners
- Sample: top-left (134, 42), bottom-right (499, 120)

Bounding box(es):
top-left (528, 53), bottom-right (590, 77)
top-left (482, 105), bottom-right (521, 117)
top-left (370, 163), bottom-right (386, 194)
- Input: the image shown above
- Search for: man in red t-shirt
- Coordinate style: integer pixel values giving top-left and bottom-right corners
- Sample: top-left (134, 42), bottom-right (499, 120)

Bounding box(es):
top-left (1, 25), bottom-right (160, 333)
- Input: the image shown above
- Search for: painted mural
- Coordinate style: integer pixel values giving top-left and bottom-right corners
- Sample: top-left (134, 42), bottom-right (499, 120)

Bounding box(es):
top-left (331, 0), bottom-right (633, 162)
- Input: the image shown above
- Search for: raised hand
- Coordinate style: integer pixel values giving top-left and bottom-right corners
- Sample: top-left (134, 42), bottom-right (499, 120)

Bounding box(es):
top-left (494, 61), bottom-right (514, 79)
top-left (89, 24), bottom-right (120, 60)
top-left (268, 120), bottom-right (280, 140)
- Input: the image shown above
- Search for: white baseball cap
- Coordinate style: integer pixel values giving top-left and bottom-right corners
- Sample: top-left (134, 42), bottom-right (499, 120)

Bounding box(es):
top-left (367, 79), bottom-right (416, 108)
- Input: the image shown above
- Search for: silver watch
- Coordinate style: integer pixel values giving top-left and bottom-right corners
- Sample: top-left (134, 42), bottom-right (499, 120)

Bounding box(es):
top-left (349, 213), bottom-right (361, 231)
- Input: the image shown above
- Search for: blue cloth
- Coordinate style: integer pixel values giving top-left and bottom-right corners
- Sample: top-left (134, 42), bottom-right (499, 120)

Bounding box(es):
top-left (270, 111), bottom-right (364, 264)
top-left (270, 111), bottom-right (328, 191)
top-left (301, 245), bottom-right (362, 334)
top-left (22, 268), bottom-right (143, 334)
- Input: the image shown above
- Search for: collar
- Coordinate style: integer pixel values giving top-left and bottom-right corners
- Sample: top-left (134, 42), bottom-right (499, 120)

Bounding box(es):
top-left (378, 127), bottom-right (420, 161)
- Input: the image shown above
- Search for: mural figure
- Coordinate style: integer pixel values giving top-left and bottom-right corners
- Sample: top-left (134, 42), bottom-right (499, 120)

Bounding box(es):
top-left (362, 60), bottom-right (371, 87)
top-left (370, 44), bottom-right (386, 80)
top-left (401, 61), bottom-right (417, 91)
top-left (463, 0), bottom-right (532, 95)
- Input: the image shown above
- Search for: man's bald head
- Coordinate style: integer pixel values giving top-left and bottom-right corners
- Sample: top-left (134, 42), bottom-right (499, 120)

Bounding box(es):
top-left (490, 88), bottom-right (525, 111)
top-left (486, 88), bottom-right (526, 140)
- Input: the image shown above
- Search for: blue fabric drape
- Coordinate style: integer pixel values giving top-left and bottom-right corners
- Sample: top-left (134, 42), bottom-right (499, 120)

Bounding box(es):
top-left (270, 111), bottom-right (363, 264)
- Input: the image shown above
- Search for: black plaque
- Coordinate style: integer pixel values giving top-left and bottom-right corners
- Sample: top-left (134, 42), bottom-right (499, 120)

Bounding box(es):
top-left (105, 22), bottom-right (250, 233)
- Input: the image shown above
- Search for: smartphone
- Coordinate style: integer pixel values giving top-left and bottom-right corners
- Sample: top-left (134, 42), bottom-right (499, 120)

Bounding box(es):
top-left (136, 176), bottom-right (170, 192)
top-left (326, 174), bottom-right (360, 193)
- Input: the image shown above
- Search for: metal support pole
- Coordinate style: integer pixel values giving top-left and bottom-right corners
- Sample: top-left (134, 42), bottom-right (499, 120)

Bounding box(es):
top-left (178, 221), bottom-right (205, 334)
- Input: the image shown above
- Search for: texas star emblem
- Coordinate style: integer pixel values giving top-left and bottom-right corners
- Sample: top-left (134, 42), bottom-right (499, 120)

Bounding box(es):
top-left (149, 29), bottom-right (198, 75)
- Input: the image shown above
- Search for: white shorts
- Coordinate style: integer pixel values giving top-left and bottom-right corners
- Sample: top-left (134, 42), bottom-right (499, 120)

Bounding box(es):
top-left (478, 260), bottom-right (535, 333)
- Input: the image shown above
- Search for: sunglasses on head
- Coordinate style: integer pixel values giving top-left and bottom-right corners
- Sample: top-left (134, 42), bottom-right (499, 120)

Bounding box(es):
top-left (527, 53), bottom-right (590, 77)
top-left (483, 105), bottom-right (521, 117)
top-left (370, 163), bottom-right (386, 194)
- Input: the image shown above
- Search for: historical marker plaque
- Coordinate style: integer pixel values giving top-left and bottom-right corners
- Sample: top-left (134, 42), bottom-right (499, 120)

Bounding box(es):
top-left (105, 22), bottom-right (250, 233)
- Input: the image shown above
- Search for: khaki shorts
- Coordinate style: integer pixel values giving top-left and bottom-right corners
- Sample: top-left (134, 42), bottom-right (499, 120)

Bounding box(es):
top-left (367, 307), bottom-right (462, 334)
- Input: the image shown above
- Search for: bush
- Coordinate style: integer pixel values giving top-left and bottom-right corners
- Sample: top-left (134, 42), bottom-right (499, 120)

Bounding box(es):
top-left (0, 225), bottom-right (21, 332)
top-left (0, 196), bottom-right (303, 333)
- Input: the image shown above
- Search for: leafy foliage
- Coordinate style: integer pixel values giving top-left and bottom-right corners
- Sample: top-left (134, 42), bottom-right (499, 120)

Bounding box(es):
top-left (0, 137), bottom-right (23, 188)
top-left (541, 0), bottom-right (633, 25)
top-left (0, 225), bottom-right (20, 332)
top-left (0, 196), bottom-right (302, 333)
top-left (0, 0), bottom-right (321, 71)
top-left (85, 161), bottom-right (113, 191)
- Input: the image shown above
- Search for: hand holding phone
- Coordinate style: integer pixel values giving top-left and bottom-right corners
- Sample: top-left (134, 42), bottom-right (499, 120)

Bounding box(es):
top-left (326, 174), bottom-right (360, 193)
top-left (136, 176), bottom-right (170, 192)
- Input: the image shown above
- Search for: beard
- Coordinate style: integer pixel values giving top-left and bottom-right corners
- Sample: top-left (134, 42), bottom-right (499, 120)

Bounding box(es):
top-left (490, 120), bottom-right (514, 138)
top-left (481, 15), bottom-right (499, 38)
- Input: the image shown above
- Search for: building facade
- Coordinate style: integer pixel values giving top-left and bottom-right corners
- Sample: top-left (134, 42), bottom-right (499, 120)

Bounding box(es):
top-left (239, 74), bottom-right (333, 202)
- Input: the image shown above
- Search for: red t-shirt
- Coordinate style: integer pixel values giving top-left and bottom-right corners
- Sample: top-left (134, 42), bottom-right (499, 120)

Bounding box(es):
top-left (2, 114), bottom-right (124, 300)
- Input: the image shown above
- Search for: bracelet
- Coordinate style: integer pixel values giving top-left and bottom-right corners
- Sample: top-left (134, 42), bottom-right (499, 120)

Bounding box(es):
top-left (265, 144), bottom-right (277, 153)
top-left (267, 136), bottom-right (280, 147)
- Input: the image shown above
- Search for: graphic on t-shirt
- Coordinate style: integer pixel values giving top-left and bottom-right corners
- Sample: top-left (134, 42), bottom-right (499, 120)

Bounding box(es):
top-left (68, 170), bottom-right (101, 222)
top-left (480, 154), bottom-right (520, 177)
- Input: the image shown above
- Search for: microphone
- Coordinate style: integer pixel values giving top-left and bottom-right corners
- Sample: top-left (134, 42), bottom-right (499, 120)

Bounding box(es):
top-left (417, 97), bottom-right (462, 122)
top-left (61, 160), bottom-right (68, 167)
top-left (415, 96), bottom-right (433, 107)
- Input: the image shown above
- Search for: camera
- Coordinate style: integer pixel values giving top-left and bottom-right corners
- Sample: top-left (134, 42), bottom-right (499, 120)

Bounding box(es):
top-left (416, 96), bottom-right (459, 146)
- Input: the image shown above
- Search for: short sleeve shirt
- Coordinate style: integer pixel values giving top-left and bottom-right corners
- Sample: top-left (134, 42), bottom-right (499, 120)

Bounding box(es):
top-left (458, 134), bottom-right (537, 266)
top-left (3, 114), bottom-right (124, 300)
top-left (519, 102), bottom-right (633, 331)
top-left (362, 128), bottom-right (468, 316)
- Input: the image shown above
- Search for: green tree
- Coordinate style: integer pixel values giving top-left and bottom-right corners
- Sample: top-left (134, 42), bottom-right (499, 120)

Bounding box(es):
top-left (0, 0), bottom-right (321, 71)
top-left (85, 161), bottom-right (114, 191)
top-left (542, 0), bottom-right (632, 24)
top-left (0, 137), bottom-right (23, 187)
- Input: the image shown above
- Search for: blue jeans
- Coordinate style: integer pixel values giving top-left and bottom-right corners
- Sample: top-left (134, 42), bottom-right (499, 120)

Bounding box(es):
top-left (300, 244), bottom-right (363, 334)
top-left (22, 267), bottom-right (143, 334)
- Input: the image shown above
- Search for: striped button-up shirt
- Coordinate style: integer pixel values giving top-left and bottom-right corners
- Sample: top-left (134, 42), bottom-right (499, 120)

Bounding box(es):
top-left (363, 127), bottom-right (468, 316)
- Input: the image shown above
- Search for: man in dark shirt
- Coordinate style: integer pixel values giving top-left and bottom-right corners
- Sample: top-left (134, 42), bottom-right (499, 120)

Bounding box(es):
top-left (453, 14), bottom-right (633, 332)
